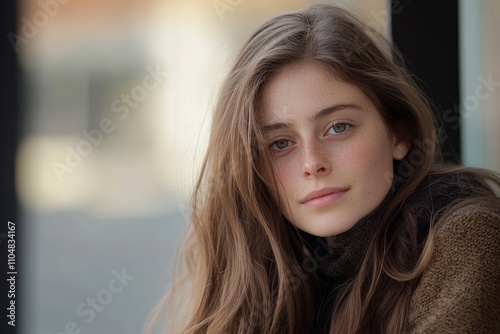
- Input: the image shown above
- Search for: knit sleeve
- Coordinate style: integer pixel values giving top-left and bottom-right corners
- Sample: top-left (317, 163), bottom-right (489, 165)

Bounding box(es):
top-left (407, 203), bottom-right (500, 334)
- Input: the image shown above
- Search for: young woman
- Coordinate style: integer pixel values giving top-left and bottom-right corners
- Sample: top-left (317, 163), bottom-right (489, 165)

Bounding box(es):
top-left (146, 4), bottom-right (500, 334)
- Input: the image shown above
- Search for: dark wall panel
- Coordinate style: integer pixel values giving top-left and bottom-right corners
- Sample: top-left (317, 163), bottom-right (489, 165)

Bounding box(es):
top-left (1, 1), bottom-right (20, 333)
top-left (391, 0), bottom-right (461, 162)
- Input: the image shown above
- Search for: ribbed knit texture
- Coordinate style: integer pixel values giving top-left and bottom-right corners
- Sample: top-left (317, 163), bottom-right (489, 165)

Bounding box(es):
top-left (407, 203), bottom-right (500, 333)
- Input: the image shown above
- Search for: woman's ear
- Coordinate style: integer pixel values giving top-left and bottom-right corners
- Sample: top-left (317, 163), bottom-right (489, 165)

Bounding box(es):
top-left (392, 135), bottom-right (409, 160)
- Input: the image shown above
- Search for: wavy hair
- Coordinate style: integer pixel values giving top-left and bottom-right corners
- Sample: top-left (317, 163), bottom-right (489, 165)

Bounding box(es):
top-left (145, 4), bottom-right (500, 333)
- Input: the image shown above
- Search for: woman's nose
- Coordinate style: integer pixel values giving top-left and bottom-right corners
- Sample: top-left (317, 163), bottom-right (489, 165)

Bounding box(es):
top-left (301, 139), bottom-right (332, 178)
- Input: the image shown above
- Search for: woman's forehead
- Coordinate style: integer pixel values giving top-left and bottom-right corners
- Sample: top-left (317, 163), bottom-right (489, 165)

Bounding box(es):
top-left (258, 62), bottom-right (374, 124)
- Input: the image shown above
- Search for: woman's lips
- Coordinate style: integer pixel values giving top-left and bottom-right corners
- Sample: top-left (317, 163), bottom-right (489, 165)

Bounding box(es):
top-left (301, 187), bottom-right (349, 208)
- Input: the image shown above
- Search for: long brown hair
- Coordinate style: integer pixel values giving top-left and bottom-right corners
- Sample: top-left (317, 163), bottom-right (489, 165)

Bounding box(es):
top-left (145, 4), bottom-right (500, 333)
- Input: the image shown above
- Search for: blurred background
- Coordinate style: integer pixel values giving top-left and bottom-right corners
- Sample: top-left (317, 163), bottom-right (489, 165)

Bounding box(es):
top-left (2, 0), bottom-right (499, 333)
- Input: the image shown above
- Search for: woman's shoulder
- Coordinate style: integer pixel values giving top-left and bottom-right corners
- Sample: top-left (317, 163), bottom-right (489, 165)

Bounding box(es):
top-left (438, 199), bottom-right (500, 238)
top-left (408, 199), bottom-right (500, 333)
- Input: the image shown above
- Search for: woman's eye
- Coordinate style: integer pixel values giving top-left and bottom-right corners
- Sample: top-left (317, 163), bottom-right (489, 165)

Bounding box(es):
top-left (328, 122), bottom-right (351, 135)
top-left (270, 139), bottom-right (291, 151)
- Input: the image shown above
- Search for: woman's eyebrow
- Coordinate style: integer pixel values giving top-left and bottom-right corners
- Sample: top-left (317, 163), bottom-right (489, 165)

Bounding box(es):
top-left (312, 103), bottom-right (362, 121)
top-left (261, 122), bottom-right (291, 134)
top-left (261, 103), bottom-right (362, 134)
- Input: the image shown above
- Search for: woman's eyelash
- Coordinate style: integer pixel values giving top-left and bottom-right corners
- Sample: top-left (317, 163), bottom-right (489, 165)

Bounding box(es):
top-left (327, 121), bottom-right (353, 135)
top-left (268, 122), bottom-right (353, 153)
top-left (269, 139), bottom-right (292, 152)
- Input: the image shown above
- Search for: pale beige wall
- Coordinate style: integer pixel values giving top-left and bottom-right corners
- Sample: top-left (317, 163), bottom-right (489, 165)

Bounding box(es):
top-left (460, 0), bottom-right (500, 172)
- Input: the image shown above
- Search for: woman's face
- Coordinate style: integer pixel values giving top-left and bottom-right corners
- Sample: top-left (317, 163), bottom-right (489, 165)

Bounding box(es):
top-left (259, 62), bottom-right (408, 238)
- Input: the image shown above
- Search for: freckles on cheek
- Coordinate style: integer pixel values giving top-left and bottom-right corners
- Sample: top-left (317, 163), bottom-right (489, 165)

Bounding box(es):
top-left (275, 165), bottom-right (293, 189)
top-left (350, 132), bottom-right (389, 165)
top-left (273, 163), bottom-right (297, 201)
top-left (345, 141), bottom-right (375, 166)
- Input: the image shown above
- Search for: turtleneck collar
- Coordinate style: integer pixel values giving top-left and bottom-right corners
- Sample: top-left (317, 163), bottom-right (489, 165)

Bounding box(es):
top-left (315, 171), bottom-right (482, 284)
top-left (316, 184), bottom-right (392, 283)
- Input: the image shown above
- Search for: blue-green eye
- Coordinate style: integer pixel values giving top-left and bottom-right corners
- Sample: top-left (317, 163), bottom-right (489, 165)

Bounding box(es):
top-left (270, 139), bottom-right (291, 151)
top-left (328, 122), bottom-right (351, 135)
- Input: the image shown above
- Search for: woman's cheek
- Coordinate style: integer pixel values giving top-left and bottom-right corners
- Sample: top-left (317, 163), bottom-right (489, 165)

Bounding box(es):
top-left (275, 161), bottom-right (294, 188)
top-left (338, 140), bottom-right (371, 166)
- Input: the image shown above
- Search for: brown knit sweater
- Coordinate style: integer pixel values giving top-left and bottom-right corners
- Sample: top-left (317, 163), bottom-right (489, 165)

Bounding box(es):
top-left (407, 203), bottom-right (500, 333)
